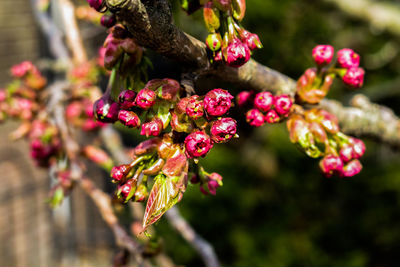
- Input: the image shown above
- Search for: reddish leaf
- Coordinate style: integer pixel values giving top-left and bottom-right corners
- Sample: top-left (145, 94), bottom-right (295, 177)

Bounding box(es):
top-left (143, 161), bottom-right (188, 231)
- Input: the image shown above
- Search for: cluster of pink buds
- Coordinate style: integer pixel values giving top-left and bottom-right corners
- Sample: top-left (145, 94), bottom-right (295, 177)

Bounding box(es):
top-left (237, 90), bottom-right (293, 127)
top-left (99, 81), bottom-right (236, 229)
top-left (190, 168), bottom-right (223, 195)
top-left (29, 120), bottom-right (61, 167)
top-left (297, 45), bottom-right (365, 104)
top-left (102, 24), bottom-right (143, 72)
top-left (86, 0), bottom-right (116, 28)
top-left (287, 108), bottom-right (365, 178)
top-left (198, 0), bottom-right (261, 67)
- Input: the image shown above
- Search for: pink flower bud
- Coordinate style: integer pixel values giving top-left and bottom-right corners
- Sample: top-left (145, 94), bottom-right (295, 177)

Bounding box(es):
top-left (206, 33), bottom-right (222, 52)
top-left (184, 131), bottom-right (213, 158)
top-left (204, 88), bottom-right (233, 117)
top-left (82, 119), bottom-right (105, 131)
top-left (83, 145), bottom-right (113, 169)
top-left (100, 14), bottom-right (116, 28)
top-left (186, 97), bottom-right (204, 119)
top-left (93, 95), bottom-right (120, 123)
top-left (242, 32), bottom-right (262, 51)
top-left (343, 67), bottom-right (365, 89)
top-left (111, 164), bottom-right (130, 182)
top-left (118, 110), bottom-right (140, 128)
top-left (312, 45), bottom-right (334, 66)
top-left (341, 159), bottom-right (362, 177)
top-left (339, 145), bottom-right (354, 163)
top-left (118, 90), bottom-right (136, 109)
top-left (120, 182), bottom-right (133, 199)
top-left (140, 118), bottom-right (163, 137)
top-left (210, 117), bottom-right (237, 143)
top-left (246, 109), bottom-right (264, 127)
top-left (214, 51), bottom-right (223, 62)
top-left (66, 101), bottom-right (83, 121)
top-left (97, 47), bottom-right (106, 67)
top-left (337, 48), bottom-right (360, 69)
top-left (254, 91), bottom-right (274, 112)
top-left (223, 38), bottom-right (250, 68)
top-left (0, 90), bottom-right (6, 102)
top-left (10, 61), bottom-right (34, 78)
top-left (87, 0), bottom-right (103, 11)
top-left (236, 91), bottom-right (253, 108)
top-left (207, 180), bottom-right (220, 195)
top-left (319, 155), bottom-right (344, 178)
top-left (135, 88), bottom-right (156, 109)
top-left (274, 94), bottom-right (293, 116)
top-left (265, 109), bottom-right (280, 124)
top-left (352, 138), bottom-right (366, 159)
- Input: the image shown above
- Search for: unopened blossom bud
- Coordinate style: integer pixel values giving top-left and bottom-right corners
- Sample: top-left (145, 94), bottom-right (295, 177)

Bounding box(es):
top-left (244, 33), bottom-right (262, 50)
top-left (100, 14), bottom-right (116, 28)
top-left (190, 174), bottom-right (200, 184)
top-left (83, 145), bottom-right (113, 170)
top-left (265, 109), bottom-right (280, 124)
top-left (119, 181), bottom-right (135, 201)
top-left (246, 109), bottom-right (264, 127)
top-left (11, 61), bottom-right (33, 78)
top-left (133, 138), bottom-right (161, 156)
top-left (133, 183), bottom-right (148, 202)
top-left (140, 118), bottom-right (163, 137)
top-left (210, 117), bottom-right (237, 143)
top-left (111, 164), bottom-right (130, 182)
top-left (0, 90), bottom-right (6, 102)
top-left (184, 131), bottom-right (213, 158)
top-left (236, 91), bottom-right (253, 107)
top-left (342, 67), bottom-right (365, 89)
top-left (186, 97), bottom-right (204, 119)
top-left (337, 48), bottom-right (360, 69)
top-left (66, 101), bottom-right (82, 121)
top-left (341, 159), bottom-right (362, 177)
top-left (223, 38), bottom-right (250, 68)
top-left (204, 89), bottom-right (233, 117)
top-left (206, 33), bottom-right (222, 52)
top-left (312, 45), bottom-right (334, 66)
top-left (274, 94), bottom-right (293, 116)
top-left (96, 47), bottom-right (106, 68)
top-left (207, 180), bottom-right (220, 195)
top-left (214, 51), bottom-right (223, 62)
top-left (93, 95), bottom-right (120, 123)
top-left (254, 91), bottom-right (274, 112)
top-left (82, 119), bottom-right (104, 131)
top-left (118, 90), bottom-right (136, 109)
top-left (232, 0), bottom-right (246, 21)
top-left (203, 2), bottom-right (220, 32)
top-left (146, 79), bottom-right (180, 102)
top-left (118, 110), bottom-right (140, 128)
top-left (339, 145), bottom-right (354, 163)
top-left (87, 0), bottom-right (103, 11)
top-left (135, 88), bottom-right (156, 109)
top-left (352, 138), bottom-right (366, 159)
top-left (319, 155), bottom-right (344, 178)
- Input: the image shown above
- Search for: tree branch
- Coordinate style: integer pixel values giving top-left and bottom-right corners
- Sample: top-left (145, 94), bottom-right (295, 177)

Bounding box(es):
top-left (106, 0), bottom-right (400, 149)
top-left (324, 0), bottom-right (400, 36)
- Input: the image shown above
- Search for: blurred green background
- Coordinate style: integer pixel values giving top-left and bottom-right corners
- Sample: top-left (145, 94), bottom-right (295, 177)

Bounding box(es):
top-left (125, 0), bottom-right (400, 266)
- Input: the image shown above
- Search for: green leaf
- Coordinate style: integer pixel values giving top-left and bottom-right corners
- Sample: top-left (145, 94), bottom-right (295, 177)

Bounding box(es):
top-left (143, 173), bottom-right (187, 231)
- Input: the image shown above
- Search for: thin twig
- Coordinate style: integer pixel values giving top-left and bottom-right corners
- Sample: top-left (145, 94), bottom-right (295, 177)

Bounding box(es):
top-left (166, 207), bottom-right (220, 267)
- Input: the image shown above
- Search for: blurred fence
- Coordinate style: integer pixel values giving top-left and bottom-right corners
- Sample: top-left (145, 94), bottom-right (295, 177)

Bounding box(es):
top-left (0, 122), bottom-right (118, 267)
